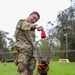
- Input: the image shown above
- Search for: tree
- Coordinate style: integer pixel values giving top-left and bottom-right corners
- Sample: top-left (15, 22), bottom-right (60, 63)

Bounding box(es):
top-left (0, 30), bottom-right (9, 52)
top-left (39, 38), bottom-right (51, 50)
top-left (56, 5), bottom-right (75, 61)
top-left (57, 6), bottom-right (75, 50)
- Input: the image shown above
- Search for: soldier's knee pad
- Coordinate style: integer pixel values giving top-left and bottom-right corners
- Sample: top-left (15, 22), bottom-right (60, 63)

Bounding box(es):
top-left (18, 63), bottom-right (26, 73)
top-left (17, 53), bottom-right (26, 73)
top-left (18, 53), bottom-right (25, 63)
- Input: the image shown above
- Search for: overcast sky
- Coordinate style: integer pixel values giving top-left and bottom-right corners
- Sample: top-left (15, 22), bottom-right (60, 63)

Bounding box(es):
top-left (0, 0), bottom-right (71, 40)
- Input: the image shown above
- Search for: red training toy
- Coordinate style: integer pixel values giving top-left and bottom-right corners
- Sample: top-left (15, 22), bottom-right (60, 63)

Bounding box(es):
top-left (38, 64), bottom-right (45, 67)
top-left (41, 29), bottom-right (46, 38)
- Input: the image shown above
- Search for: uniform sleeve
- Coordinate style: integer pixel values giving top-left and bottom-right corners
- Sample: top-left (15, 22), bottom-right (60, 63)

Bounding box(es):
top-left (21, 21), bottom-right (36, 31)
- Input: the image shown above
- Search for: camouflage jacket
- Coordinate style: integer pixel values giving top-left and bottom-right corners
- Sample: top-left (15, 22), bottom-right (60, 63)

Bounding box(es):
top-left (14, 19), bottom-right (36, 51)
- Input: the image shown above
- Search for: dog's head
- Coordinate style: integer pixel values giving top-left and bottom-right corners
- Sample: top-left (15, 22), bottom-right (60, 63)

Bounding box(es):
top-left (37, 57), bottom-right (50, 75)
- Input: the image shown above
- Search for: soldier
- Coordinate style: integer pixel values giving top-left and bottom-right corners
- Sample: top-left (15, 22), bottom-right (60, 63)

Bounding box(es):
top-left (11, 11), bottom-right (43, 75)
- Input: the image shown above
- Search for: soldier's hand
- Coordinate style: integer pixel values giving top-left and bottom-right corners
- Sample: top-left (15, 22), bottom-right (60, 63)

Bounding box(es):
top-left (35, 26), bottom-right (44, 31)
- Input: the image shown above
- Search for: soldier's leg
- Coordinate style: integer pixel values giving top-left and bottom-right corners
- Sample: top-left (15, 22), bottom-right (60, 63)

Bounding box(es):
top-left (28, 57), bottom-right (36, 75)
top-left (17, 52), bottom-right (29, 75)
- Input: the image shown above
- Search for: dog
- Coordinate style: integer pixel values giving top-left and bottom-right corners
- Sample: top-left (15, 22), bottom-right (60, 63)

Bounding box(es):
top-left (36, 57), bottom-right (50, 75)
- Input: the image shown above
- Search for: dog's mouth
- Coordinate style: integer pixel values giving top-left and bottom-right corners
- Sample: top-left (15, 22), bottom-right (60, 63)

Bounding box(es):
top-left (38, 63), bottom-right (46, 70)
top-left (38, 60), bottom-right (48, 69)
top-left (38, 64), bottom-right (45, 67)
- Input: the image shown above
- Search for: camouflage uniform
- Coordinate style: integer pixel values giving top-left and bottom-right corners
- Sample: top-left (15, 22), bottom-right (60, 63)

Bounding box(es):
top-left (11, 19), bottom-right (37, 75)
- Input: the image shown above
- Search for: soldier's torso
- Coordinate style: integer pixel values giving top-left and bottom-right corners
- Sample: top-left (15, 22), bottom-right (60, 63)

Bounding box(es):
top-left (14, 19), bottom-right (35, 50)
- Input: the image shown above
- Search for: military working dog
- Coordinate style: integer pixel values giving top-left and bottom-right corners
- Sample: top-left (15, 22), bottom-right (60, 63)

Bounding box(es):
top-left (36, 57), bottom-right (50, 75)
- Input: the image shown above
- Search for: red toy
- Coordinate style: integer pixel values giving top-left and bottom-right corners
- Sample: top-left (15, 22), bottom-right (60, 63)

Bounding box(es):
top-left (38, 64), bottom-right (45, 67)
top-left (41, 29), bottom-right (46, 38)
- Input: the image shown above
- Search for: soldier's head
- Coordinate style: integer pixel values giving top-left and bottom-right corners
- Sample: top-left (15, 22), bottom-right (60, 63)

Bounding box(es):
top-left (26, 11), bottom-right (40, 23)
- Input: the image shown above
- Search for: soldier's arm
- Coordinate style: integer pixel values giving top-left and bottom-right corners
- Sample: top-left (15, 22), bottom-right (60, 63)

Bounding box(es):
top-left (17, 20), bottom-right (43, 31)
top-left (20, 21), bottom-right (37, 31)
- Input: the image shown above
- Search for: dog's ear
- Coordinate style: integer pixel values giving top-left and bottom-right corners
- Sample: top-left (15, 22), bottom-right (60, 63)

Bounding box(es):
top-left (38, 56), bottom-right (42, 63)
top-left (46, 57), bottom-right (50, 64)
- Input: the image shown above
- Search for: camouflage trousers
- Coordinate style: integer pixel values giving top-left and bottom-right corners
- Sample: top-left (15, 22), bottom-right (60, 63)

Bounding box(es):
top-left (12, 46), bottom-right (36, 75)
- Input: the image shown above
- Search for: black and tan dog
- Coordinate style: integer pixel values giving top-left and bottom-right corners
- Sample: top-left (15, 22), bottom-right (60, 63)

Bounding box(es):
top-left (36, 57), bottom-right (50, 75)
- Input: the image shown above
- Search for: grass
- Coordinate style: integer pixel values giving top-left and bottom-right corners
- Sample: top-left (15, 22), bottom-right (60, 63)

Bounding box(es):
top-left (0, 61), bottom-right (75, 75)
top-left (49, 61), bottom-right (75, 75)
top-left (0, 62), bottom-right (18, 75)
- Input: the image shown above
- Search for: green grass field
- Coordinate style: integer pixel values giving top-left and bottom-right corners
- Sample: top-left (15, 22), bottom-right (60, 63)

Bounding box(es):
top-left (0, 61), bottom-right (75, 75)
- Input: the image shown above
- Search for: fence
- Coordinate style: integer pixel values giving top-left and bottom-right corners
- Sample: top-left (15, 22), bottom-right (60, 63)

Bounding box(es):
top-left (1, 52), bottom-right (14, 62)
top-left (37, 50), bottom-right (52, 59)
top-left (37, 50), bottom-right (75, 61)
top-left (1, 50), bottom-right (75, 62)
